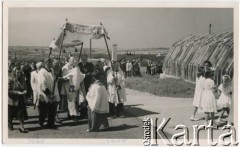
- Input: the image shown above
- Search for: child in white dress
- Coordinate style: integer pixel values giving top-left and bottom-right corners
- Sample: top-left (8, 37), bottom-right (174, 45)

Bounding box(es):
top-left (190, 66), bottom-right (205, 121)
top-left (200, 70), bottom-right (217, 126)
top-left (217, 75), bottom-right (232, 125)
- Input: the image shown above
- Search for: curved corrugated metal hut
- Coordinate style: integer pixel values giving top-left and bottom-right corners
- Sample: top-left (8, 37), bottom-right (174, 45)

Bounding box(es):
top-left (163, 32), bottom-right (233, 85)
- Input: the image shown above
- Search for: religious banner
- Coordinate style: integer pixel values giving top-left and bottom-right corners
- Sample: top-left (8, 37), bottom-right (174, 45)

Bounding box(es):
top-left (55, 30), bottom-right (83, 48)
top-left (65, 22), bottom-right (110, 40)
top-left (55, 22), bottom-right (110, 48)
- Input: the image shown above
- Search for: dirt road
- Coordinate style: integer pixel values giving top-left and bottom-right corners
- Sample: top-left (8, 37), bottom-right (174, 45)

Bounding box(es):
top-left (8, 88), bottom-right (234, 145)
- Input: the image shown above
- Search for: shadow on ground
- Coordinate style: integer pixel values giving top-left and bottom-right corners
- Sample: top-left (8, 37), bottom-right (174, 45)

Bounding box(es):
top-left (123, 104), bottom-right (160, 118)
top-left (102, 124), bottom-right (139, 132)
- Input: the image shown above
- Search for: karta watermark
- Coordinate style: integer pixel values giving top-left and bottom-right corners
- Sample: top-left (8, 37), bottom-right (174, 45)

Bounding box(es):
top-left (142, 118), bottom-right (238, 146)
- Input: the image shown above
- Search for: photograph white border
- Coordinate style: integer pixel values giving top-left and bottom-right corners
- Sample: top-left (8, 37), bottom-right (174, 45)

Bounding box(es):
top-left (2, 1), bottom-right (239, 145)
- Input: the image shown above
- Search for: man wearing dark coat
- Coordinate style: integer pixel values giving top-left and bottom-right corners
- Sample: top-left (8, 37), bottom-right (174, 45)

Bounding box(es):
top-left (23, 63), bottom-right (33, 99)
top-left (78, 54), bottom-right (94, 118)
top-left (78, 54), bottom-right (94, 93)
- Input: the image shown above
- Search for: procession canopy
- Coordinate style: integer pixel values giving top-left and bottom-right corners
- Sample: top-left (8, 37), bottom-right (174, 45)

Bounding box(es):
top-left (54, 21), bottom-right (110, 49)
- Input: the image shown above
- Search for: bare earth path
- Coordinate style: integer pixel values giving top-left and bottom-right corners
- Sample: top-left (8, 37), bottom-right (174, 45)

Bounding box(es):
top-left (8, 88), bottom-right (233, 145)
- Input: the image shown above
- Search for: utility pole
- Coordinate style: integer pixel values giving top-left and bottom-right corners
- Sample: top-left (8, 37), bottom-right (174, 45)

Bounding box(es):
top-left (90, 39), bottom-right (92, 58)
top-left (209, 24), bottom-right (212, 34)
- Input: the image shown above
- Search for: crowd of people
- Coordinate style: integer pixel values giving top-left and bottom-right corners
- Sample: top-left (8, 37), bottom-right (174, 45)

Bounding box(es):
top-left (8, 54), bottom-right (127, 133)
top-left (146, 61), bottom-right (163, 75)
top-left (8, 54), bottom-right (233, 134)
top-left (190, 60), bottom-right (233, 126)
top-left (119, 59), bottom-right (142, 78)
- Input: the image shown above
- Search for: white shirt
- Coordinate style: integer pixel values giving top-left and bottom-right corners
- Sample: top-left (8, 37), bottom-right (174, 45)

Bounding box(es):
top-left (31, 70), bottom-right (38, 91)
top-left (107, 69), bottom-right (126, 103)
top-left (63, 67), bottom-right (85, 90)
top-left (86, 82), bottom-right (109, 113)
top-left (126, 63), bottom-right (132, 71)
top-left (38, 67), bottom-right (56, 103)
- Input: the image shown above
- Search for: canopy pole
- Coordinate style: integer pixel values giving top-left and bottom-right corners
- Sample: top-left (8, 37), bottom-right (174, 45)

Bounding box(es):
top-left (53, 19), bottom-right (67, 99)
top-left (77, 42), bottom-right (87, 101)
top-left (49, 47), bottom-right (52, 58)
top-left (78, 42), bottom-right (84, 62)
top-left (90, 39), bottom-right (92, 59)
top-left (58, 31), bottom-right (65, 66)
top-left (14, 51), bottom-right (16, 63)
top-left (209, 24), bottom-right (212, 34)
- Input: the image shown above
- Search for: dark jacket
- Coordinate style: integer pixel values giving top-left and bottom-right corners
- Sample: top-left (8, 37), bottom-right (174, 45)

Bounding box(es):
top-left (78, 62), bottom-right (94, 93)
top-left (8, 78), bottom-right (26, 106)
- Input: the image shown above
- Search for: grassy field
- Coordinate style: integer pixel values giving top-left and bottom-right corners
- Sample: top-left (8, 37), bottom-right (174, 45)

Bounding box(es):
top-left (125, 74), bottom-right (195, 98)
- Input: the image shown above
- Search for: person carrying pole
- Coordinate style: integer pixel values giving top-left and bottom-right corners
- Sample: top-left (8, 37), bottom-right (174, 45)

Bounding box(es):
top-left (107, 61), bottom-right (126, 118)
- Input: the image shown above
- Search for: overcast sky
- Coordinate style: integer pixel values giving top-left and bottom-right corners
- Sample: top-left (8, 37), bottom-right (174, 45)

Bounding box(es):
top-left (9, 8), bottom-right (233, 49)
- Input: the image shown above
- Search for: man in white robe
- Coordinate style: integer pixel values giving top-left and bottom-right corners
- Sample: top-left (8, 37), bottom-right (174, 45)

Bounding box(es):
top-left (37, 58), bottom-right (58, 129)
top-left (31, 62), bottom-right (42, 107)
top-left (61, 56), bottom-right (85, 121)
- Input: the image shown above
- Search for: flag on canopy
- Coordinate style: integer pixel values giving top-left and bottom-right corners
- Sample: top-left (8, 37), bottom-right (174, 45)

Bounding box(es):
top-left (55, 30), bottom-right (83, 48)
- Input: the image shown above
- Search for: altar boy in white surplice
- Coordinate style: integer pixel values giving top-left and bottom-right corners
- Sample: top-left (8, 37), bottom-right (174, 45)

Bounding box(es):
top-left (86, 70), bottom-right (109, 132)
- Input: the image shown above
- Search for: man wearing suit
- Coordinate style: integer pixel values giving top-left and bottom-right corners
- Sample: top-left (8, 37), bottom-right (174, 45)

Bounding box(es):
top-left (78, 54), bottom-right (94, 93)
top-left (78, 54), bottom-right (94, 118)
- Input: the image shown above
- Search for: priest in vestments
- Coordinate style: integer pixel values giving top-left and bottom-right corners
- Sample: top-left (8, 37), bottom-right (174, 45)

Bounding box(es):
top-left (61, 56), bottom-right (85, 121)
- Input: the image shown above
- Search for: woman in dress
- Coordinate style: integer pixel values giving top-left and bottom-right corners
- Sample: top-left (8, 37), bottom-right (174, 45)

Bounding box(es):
top-left (8, 67), bottom-right (29, 133)
top-left (190, 66), bottom-right (205, 121)
top-left (200, 70), bottom-right (217, 126)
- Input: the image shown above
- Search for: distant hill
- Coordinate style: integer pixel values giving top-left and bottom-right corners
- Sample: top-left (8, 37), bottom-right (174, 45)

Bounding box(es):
top-left (8, 46), bottom-right (167, 67)
top-left (9, 46), bottom-right (169, 55)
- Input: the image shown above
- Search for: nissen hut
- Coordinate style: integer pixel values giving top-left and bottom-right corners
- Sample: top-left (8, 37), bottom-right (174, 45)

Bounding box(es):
top-left (163, 32), bottom-right (233, 86)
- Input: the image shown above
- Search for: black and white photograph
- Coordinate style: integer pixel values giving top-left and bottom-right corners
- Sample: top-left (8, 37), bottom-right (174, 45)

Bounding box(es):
top-left (2, 1), bottom-right (239, 146)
